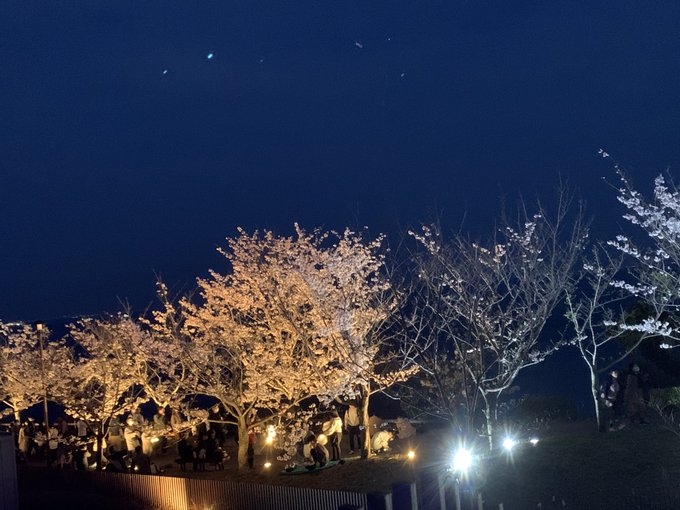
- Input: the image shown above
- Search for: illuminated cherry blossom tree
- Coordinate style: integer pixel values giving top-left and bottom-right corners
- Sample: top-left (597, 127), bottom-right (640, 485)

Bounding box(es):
top-left (411, 196), bottom-right (587, 447)
top-left (295, 227), bottom-right (416, 454)
top-left (137, 283), bottom-right (195, 415)
top-left (0, 323), bottom-right (66, 422)
top-left (57, 315), bottom-right (146, 469)
top-left (182, 225), bottom-right (413, 467)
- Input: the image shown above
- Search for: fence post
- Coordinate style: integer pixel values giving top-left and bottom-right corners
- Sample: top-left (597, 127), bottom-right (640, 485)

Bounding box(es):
top-left (392, 482), bottom-right (418, 510)
top-left (367, 492), bottom-right (393, 510)
top-left (417, 471), bottom-right (446, 510)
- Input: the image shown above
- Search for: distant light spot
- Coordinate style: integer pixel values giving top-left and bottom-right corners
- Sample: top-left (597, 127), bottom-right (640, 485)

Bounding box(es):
top-left (162, 69), bottom-right (168, 75)
top-left (400, 72), bottom-right (405, 78)
top-left (207, 52), bottom-right (215, 60)
top-left (259, 58), bottom-right (265, 64)
top-left (355, 41), bottom-right (363, 49)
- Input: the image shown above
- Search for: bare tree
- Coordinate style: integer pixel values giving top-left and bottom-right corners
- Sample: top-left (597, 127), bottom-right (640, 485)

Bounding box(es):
top-left (411, 195), bottom-right (586, 447)
top-left (390, 250), bottom-right (473, 429)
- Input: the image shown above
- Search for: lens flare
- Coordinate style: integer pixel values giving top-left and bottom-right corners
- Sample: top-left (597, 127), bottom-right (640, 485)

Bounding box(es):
top-left (502, 437), bottom-right (517, 451)
top-left (452, 448), bottom-right (472, 472)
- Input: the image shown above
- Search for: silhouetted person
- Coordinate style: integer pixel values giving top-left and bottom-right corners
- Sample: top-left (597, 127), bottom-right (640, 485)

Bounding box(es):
top-left (625, 364), bottom-right (647, 424)
top-left (131, 445), bottom-right (152, 474)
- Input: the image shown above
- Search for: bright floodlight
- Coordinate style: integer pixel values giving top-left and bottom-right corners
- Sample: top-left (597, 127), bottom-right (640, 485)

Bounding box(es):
top-left (150, 437), bottom-right (160, 444)
top-left (529, 437), bottom-right (539, 446)
top-left (452, 448), bottom-right (472, 472)
top-left (502, 437), bottom-right (517, 451)
top-left (407, 450), bottom-right (415, 460)
top-left (265, 436), bottom-right (274, 445)
top-left (264, 461), bottom-right (272, 468)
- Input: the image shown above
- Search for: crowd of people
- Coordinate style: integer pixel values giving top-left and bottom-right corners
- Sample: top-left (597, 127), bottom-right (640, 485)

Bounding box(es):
top-left (8, 406), bottom-right (226, 473)
top-left (5, 400), bottom-right (416, 474)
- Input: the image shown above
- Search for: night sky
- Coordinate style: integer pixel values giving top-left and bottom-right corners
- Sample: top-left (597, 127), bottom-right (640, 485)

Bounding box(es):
top-left (3, 0), bottom-right (680, 327)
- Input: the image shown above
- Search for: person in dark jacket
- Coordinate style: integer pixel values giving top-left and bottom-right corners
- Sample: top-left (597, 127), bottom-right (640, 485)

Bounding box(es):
top-left (600, 369), bottom-right (620, 431)
top-left (131, 445), bottom-right (152, 474)
top-left (624, 364), bottom-right (647, 424)
top-left (176, 434), bottom-right (194, 470)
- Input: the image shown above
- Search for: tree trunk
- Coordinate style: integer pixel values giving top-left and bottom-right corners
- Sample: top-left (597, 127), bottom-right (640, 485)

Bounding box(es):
top-left (95, 427), bottom-right (104, 471)
top-left (360, 384), bottom-right (371, 457)
top-left (591, 369), bottom-right (606, 433)
top-left (237, 417), bottom-right (250, 470)
top-left (483, 393), bottom-right (498, 449)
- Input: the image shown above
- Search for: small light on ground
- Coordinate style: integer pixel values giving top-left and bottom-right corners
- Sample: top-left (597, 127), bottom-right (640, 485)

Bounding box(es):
top-left (452, 448), bottom-right (473, 472)
top-left (502, 437), bottom-right (517, 452)
top-left (264, 462), bottom-right (272, 468)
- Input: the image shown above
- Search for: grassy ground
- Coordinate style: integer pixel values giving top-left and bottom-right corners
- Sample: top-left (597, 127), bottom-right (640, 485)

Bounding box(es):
top-left (155, 418), bottom-right (680, 507)
top-left (481, 420), bottom-right (680, 509)
top-left (18, 419), bottom-right (680, 509)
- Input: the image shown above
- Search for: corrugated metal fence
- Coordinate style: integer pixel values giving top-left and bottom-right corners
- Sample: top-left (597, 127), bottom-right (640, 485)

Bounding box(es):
top-left (80, 470), bottom-right (369, 510)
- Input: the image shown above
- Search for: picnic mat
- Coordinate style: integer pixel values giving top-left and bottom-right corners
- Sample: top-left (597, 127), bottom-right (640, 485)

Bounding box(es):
top-left (280, 459), bottom-right (341, 475)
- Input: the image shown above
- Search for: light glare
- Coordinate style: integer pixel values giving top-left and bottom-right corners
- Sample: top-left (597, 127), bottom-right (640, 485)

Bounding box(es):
top-left (264, 461), bottom-right (272, 468)
top-left (529, 437), bottom-right (539, 446)
top-left (502, 437), bottom-right (517, 451)
top-left (407, 450), bottom-right (415, 460)
top-left (452, 448), bottom-right (472, 472)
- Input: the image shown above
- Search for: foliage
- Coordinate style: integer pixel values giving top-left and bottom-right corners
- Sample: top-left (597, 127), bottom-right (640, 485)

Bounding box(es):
top-left (0, 322), bottom-right (67, 421)
top-left (58, 315), bottom-right (146, 431)
top-left (181, 225), bottom-right (412, 465)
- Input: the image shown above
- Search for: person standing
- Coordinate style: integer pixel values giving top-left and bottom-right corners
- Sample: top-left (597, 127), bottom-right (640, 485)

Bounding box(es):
top-left (18, 422), bottom-right (30, 456)
top-left (625, 364), bottom-right (647, 424)
top-left (76, 418), bottom-right (88, 439)
top-left (344, 402), bottom-right (361, 454)
top-left (47, 424), bottom-right (59, 468)
top-left (323, 411), bottom-right (343, 461)
top-left (599, 370), bottom-right (620, 431)
top-left (247, 427), bottom-right (256, 469)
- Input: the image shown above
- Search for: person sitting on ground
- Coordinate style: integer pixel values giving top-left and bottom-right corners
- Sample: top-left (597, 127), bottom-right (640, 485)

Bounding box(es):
top-left (131, 445), bottom-right (152, 474)
top-left (371, 429), bottom-right (394, 454)
top-left (309, 437), bottom-right (329, 467)
top-left (105, 445), bottom-right (127, 473)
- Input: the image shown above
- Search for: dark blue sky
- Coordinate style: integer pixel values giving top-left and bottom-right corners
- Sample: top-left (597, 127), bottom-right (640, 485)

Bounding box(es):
top-left (3, 0), bottom-right (680, 322)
